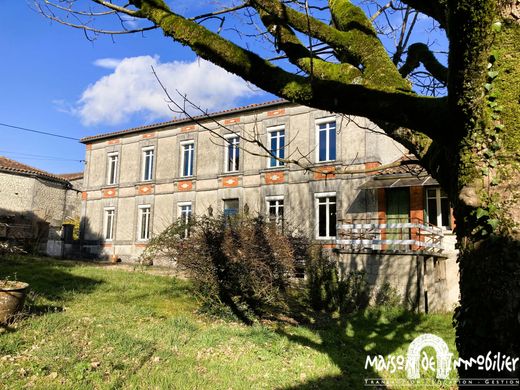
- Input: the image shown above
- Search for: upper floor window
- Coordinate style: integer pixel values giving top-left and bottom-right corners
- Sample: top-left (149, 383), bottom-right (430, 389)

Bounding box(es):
top-left (267, 196), bottom-right (284, 226)
top-left (103, 207), bottom-right (115, 241)
top-left (142, 147), bottom-right (154, 181)
top-left (315, 193), bottom-right (337, 239)
top-left (178, 202), bottom-right (193, 238)
top-left (138, 205), bottom-right (151, 241)
top-left (268, 127), bottom-right (285, 168)
top-left (426, 188), bottom-right (451, 230)
top-left (181, 141), bottom-right (195, 177)
top-left (107, 152), bottom-right (119, 185)
top-left (316, 119), bottom-right (336, 162)
top-left (225, 135), bottom-right (240, 172)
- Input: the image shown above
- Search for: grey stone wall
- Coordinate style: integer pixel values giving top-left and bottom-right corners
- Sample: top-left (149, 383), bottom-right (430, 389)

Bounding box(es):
top-left (0, 172), bottom-right (35, 214)
top-left (337, 252), bottom-right (459, 313)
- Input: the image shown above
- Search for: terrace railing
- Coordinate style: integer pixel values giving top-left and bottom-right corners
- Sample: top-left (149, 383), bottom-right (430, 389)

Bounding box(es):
top-left (336, 218), bottom-right (444, 255)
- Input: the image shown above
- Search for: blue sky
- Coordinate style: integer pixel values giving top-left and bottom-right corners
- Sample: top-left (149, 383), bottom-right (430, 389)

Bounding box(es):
top-left (0, 1), bottom-right (269, 174)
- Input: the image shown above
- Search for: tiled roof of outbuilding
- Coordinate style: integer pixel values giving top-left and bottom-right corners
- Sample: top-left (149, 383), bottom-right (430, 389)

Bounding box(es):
top-left (57, 172), bottom-right (83, 181)
top-left (0, 156), bottom-right (71, 185)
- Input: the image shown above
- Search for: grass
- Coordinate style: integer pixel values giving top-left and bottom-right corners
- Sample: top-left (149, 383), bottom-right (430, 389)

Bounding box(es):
top-left (0, 256), bottom-right (457, 389)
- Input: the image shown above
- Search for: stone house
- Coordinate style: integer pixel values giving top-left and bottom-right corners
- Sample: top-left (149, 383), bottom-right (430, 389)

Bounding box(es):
top-left (79, 100), bottom-right (458, 312)
top-left (0, 156), bottom-right (83, 254)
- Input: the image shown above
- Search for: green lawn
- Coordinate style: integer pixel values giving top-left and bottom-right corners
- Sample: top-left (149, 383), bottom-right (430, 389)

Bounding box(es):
top-left (0, 256), bottom-right (457, 389)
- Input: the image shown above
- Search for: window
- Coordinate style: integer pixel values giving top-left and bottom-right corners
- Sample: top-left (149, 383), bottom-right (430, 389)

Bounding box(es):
top-left (142, 147), bottom-right (154, 181)
top-left (268, 127), bottom-right (285, 168)
top-left (138, 205), bottom-right (151, 240)
top-left (426, 188), bottom-right (451, 229)
top-left (224, 199), bottom-right (239, 218)
top-left (267, 196), bottom-right (284, 225)
top-left (107, 152), bottom-right (119, 185)
top-left (103, 208), bottom-right (115, 241)
top-left (315, 194), bottom-right (337, 238)
top-left (316, 119), bottom-right (336, 162)
top-left (181, 141), bottom-right (195, 177)
top-left (225, 135), bottom-right (240, 172)
top-left (178, 202), bottom-right (192, 238)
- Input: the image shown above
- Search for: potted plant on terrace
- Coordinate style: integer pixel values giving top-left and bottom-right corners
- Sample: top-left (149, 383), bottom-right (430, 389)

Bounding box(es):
top-left (1, 241), bottom-right (29, 324)
top-left (0, 279), bottom-right (29, 324)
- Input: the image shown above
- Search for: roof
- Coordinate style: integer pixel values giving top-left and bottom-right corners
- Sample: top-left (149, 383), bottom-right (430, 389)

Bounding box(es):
top-left (359, 156), bottom-right (438, 189)
top-left (377, 155), bottom-right (427, 177)
top-left (0, 156), bottom-right (71, 185)
top-left (57, 172), bottom-right (83, 181)
top-left (80, 99), bottom-right (290, 143)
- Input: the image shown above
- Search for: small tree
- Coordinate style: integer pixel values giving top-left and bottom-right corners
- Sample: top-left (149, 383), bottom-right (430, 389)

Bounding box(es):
top-left (141, 214), bottom-right (296, 323)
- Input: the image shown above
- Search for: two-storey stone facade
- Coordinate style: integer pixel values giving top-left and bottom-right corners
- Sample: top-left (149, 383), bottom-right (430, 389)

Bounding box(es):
top-left (80, 99), bottom-right (460, 312)
top-left (80, 100), bottom-right (405, 260)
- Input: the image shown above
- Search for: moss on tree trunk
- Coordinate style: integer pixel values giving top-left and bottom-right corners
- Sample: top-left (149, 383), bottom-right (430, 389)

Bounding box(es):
top-left (452, 5), bottom-right (520, 378)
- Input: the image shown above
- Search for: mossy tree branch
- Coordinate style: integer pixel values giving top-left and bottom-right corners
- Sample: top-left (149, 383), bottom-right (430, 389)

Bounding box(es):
top-left (328, 0), bottom-right (408, 88)
top-left (255, 8), bottom-right (363, 83)
top-left (399, 42), bottom-right (448, 84)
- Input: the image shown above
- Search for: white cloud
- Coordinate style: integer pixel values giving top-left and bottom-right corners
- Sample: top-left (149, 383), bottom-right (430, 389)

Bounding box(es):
top-left (76, 56), bottom-right (260, 126)
top-left (93, 58), bottom-right (122, 69)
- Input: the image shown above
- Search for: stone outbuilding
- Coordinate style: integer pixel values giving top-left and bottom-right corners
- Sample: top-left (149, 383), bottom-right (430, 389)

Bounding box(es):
top-left (0, 156), bottom-right (82, 254)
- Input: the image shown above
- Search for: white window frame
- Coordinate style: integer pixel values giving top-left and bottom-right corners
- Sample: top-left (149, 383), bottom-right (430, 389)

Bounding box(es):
top-left (224, 134), bottom-right (240, 173)
top-left (178, 202), bottom-right (193, 238)
top-left (314, 192), bottom-right (337, 239)
top-left (141, 147), bottom-right (155, 181)
top-left (315, 117), bottom-right (337, 163)
top-left (138, 205), bottom-right (151, 241)
top-left (103, 207), bottom-right (116, 241)
top-left (267, 125), bottom-right (285, 168)
top-left (266, 195), bottom-right (284, 225)
top-left (107, 152), bottom-right (119, 185)
top-left (425, 187), bottom-right (451, 230)
top-left (180, 141), bottom-right (195, 177)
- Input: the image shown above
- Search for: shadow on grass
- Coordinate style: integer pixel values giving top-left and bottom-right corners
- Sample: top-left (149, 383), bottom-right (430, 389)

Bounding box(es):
top-left (278, 304), bottom-right (423, 389)
top-left (0, 255), bottom-right (104, 316)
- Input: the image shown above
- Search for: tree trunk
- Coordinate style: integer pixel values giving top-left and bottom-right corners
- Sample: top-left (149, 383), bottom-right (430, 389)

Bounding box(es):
top-left (451, 2), bottom-right (520, 379)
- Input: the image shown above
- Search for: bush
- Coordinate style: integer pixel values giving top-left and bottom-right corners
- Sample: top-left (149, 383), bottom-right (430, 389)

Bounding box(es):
top-left (306, 247), bottom-right (339, 311)
top-left (374, 282), bottom-right (402, 307)
top-left (141, 214), bottom-right (296, 323)
top-left (337, 270), bottom-right (370, 314)
top-left (305, 248), bottom-right (369, 314)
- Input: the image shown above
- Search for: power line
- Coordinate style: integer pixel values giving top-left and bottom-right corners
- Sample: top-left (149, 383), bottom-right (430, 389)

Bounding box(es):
top-left (0, 122), bottom-right (79, 141)
top-left (0, 150), bottom-right (84, 162)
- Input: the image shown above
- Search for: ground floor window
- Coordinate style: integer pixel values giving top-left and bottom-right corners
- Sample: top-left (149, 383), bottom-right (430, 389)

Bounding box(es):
top-left (178, 202), bottom-right (193, 238)
top-left (104, 207), bottom-right (115, 241)
top-left (315, 194), bottom-right (337, 239)
top-left (138, 205), bottom-right (151, 240)
top-left (426, 187), bottom-right (451, 229)
top-left (223, 199), bottom-right (239, 218)
top-left (266, 196), bottom-right (284, 226)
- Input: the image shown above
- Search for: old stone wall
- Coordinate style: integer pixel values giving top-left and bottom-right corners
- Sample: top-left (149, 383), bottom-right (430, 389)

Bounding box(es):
top-left (337, 251), bottom-right (459, 313)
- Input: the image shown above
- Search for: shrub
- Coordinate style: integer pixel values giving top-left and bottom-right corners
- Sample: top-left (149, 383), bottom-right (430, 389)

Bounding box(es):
top-left (305, 248), bottom-right (369, 314)
top-left (141, 214), bottom-right (295, 323)
top-left (306, 247), bottom-right (339, 311)
top-left (374, 282), bottom-right (402, 307)
top-left (337, 270), bottom-right (370, 314)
